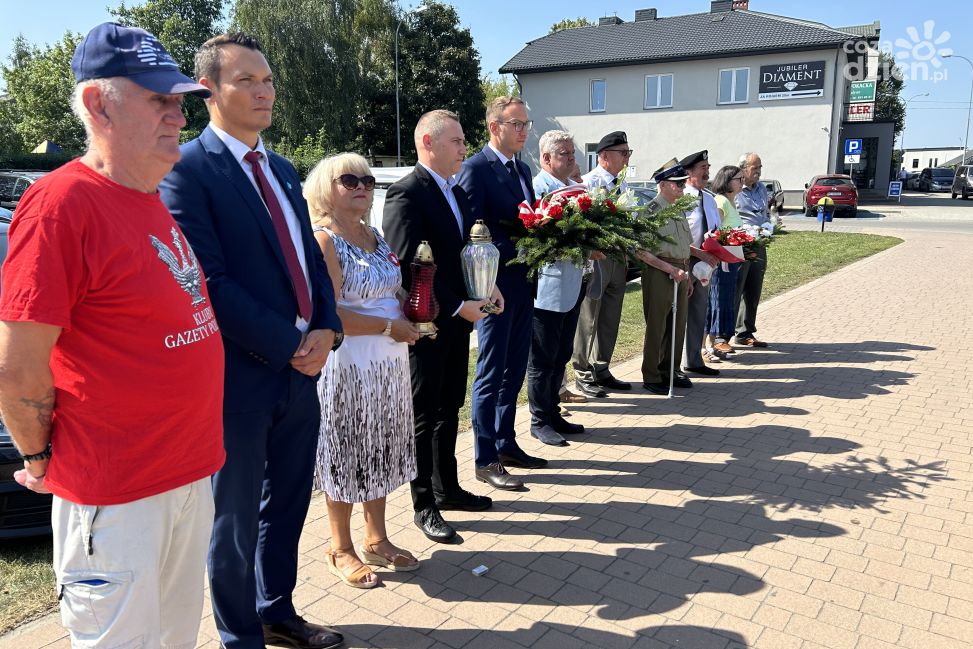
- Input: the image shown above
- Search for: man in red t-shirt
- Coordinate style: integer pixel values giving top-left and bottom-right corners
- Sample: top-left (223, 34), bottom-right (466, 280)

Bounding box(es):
top-left (0, 24), bottom-right (223, 648)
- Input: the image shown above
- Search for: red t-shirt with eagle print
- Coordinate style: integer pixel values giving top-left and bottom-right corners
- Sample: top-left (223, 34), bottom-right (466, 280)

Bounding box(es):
top-left (0, 160), bottom-right (225, 505)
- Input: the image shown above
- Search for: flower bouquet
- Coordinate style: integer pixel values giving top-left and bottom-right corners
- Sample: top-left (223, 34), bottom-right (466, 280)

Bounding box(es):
top-left (741, 221), bottom-right (782, 254)
top-left (702, 226), bottom-right (753, 264)
top-left (509, 174), bottom-right (694, 278)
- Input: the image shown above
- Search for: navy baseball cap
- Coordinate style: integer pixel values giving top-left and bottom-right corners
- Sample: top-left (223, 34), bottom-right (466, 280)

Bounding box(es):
top-left (71, 23), bottom-right (211, 98)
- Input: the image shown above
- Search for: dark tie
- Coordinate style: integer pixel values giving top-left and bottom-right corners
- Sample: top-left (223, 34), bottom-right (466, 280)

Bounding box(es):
top-left (611, 177), bottom-right (619, 188)
top-left (243, 151), bottom-right (312, 321)
top-left (505, 160), bottom-right (525, 200)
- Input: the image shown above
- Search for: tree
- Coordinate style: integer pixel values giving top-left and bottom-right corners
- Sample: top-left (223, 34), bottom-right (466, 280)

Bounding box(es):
top-left (1, 33), bottom-right (86, 152)
top-left (481, 74), bottom-right (518, 105)
top-left (393, 2), bottom-right (485, 160)
top-left (549, 17), bottom-right (593, 33)
top-left (111, 0), bottom-right (227, 139)
top-left (0, 97), bottom-right (27, 153)
top-left (874, 51), bottom-right (905, 177)
top-left (233, 0), bottom-right (365, 151)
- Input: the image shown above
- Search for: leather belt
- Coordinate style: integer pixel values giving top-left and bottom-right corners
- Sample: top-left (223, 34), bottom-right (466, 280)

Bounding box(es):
top-left (658, 256), bottom-right (689, 266)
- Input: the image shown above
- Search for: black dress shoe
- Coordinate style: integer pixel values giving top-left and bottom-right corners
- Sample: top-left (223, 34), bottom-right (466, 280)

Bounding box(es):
top-left (414, 507), bottom-right (457, 543)
top-left (435, 489), bottom-right (493, 511)
top-left (475, 463), bottom-right (525, 490)
top-left (531, 424), bottom-right (567, 446)
top-left (642, 381), bottom-right (668, 395)
top-left (662, 374), bottom-right (693, 388)
top-left (684, 365), bottom-right (720, 376)
top-left (263, 615), bottom-right (343, 649)
top-left (574, 379), bottom-right (607, 398)
top-left (552, 416), bottom-right (584, 435)
top-left (594, 374), bottom-right (632, 390)
top-left (498, 447), bottom-right (549, 469)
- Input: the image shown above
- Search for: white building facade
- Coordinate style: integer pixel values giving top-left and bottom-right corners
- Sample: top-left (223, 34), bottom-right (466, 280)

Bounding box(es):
top-left (501, 2), bottom-right (892, 193)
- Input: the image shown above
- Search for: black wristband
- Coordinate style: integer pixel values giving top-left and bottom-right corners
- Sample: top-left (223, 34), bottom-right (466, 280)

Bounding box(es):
top-left (21, 442), bottom-right (52, 463)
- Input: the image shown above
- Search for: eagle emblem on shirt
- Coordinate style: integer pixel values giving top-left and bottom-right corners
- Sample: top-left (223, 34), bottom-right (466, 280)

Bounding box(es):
top-left (149, 227), bottom-right (205, 306)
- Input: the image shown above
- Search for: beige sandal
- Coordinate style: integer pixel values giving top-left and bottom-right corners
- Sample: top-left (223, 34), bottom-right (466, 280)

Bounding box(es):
top-left (326, 548), bottom-right (380, 589)
top-left (360, 538), bottom-right (419, 572)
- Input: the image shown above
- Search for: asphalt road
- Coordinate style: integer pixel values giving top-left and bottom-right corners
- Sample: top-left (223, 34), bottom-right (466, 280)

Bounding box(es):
top-left (781, 191), bottom-right (973, 235)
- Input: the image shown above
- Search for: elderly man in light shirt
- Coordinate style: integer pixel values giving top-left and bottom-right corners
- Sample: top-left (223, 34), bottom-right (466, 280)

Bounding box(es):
top-left (527, 130), bottom-right (601, 446)
top-left (733, 152), bottom-right (771, 348)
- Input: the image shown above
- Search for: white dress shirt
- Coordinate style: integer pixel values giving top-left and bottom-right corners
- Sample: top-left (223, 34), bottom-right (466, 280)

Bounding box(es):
top-left (418, 161), bottom-right (463, 236)
top-left (684, 184), bottom-right (722, 248)
top-left (583, 164), bottom-right (628, 192)
top-left (210, 122), bottom-right (311, 332)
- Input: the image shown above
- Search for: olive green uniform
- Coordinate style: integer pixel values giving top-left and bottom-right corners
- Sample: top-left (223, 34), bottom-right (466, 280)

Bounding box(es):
top-left (641, 195), bottom-right (693, 384)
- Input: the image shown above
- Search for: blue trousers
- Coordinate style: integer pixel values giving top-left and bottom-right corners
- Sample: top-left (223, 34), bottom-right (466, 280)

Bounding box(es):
top-left (209, 370), bottom-right (319, 649)
top-left (472, 278), bottom-right (532, 466)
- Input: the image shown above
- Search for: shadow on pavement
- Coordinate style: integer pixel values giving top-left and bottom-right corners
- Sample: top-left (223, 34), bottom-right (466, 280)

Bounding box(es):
top-left (724, 341), bottom-right (934, 365)
top-left (341, 621), bottom-right (748, 649)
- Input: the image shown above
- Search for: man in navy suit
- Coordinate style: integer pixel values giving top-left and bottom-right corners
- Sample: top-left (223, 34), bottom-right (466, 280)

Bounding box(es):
top-left (160, 33), bottom-right (343, 649)
top-left (383, 109), bottom-right (499, 544)
top-left (457, 96), bottom-right (548, 491)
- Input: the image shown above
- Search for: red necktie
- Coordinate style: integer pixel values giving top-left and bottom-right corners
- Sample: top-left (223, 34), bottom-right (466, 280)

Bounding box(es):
top-left (243, 151), bottom-right (312, 321)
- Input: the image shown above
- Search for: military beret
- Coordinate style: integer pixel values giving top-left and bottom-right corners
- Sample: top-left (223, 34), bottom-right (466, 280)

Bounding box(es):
top-left (595, 131), bottom-right (628, 153)
top-left (679, 150), bottom-right (708, 169)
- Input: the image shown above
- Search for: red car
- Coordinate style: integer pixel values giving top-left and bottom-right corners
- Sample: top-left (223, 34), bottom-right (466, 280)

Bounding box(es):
top-left (803, 174), bottom-right (858, 217)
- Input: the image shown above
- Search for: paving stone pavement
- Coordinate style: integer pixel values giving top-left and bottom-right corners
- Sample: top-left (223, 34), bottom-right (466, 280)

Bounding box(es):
top-left (4, 227), bottom-right (972, 649)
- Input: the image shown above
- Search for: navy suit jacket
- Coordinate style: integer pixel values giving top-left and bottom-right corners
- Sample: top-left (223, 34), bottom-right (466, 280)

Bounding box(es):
top-left (159, 126), bottom-right (341, 412)
top-left (456, 145), bottom-right (535, 291)
top-left (382, 164), bottom-right (474, 332)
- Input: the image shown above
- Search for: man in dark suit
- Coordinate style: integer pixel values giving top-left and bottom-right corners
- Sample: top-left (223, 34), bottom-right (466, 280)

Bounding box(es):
top-left (383, 109), bottom-right (499, 543)
top-left (457, 96), bottom-right (550, 488)
top-left (159, 33), bottom-right (343, 649)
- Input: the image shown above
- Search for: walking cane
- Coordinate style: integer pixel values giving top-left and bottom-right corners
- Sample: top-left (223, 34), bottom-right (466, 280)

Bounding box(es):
top-left (668, 277), bottom-right (678, 398)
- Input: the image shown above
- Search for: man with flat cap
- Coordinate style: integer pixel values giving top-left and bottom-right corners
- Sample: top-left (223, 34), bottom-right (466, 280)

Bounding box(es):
top-left (572, 131), bottom-right (634, 397)
top-left (635, 159), bottom-right (695, 394)
top-left (680, 149), bottom-right (722, 376)
top-left (0, 23), bottom-right (223, 648)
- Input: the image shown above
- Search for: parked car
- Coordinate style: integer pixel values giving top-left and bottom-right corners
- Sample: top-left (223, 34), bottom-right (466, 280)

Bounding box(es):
top-left (627, 180), bottom-right (658, 206)
top-left (0, 171), bottom-right (47, 210)
top-left (951, 165), bottom-right (973, 200)
top-left (762, 179), bottom-right (785, 214)
top-left (367, 166), bottom-right (412, 234)
top-left (918, 167), bottom-right (954, 193)
top-left (905, 172), bottom-right (921, 190)
top-left (0, 420), bottom-right (53, 538)
top-left (0, 207), bottom-right (11, 277)
top-left (803, 174), bottom-right (858, 217)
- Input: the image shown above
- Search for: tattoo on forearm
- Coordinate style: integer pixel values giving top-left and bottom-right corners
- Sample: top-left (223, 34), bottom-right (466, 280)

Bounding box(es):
top-left (20, 389), bottom-right (55, 429)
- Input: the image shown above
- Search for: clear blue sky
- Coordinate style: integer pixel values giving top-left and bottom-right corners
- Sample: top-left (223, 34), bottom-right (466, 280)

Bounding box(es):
top-left (1, 0), bottom-right (970, 150)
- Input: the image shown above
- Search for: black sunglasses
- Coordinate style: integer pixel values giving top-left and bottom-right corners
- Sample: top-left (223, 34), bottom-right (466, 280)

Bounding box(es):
top-left (335, 174), bottom-right (376, 190)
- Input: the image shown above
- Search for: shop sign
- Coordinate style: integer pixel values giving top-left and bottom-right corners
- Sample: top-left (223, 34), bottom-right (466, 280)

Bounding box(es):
top-left (758, 60), bottom-right (826, 101)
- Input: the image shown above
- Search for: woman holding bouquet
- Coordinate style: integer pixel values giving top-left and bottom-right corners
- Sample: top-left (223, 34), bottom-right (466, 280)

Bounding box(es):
top-left (705, 165), bottom-right (746, 358)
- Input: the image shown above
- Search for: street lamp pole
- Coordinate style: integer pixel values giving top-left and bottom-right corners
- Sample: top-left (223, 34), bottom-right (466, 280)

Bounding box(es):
top-left (945, 54), bottom-right (973, 166)
top-left (395, 5), bottom-right (428, 167)
top-left (900, 92), bottom-right (929, 172)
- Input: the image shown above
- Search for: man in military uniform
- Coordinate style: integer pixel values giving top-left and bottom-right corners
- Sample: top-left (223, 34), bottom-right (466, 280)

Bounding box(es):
top-left (635, 159), bottom-right (695, 394)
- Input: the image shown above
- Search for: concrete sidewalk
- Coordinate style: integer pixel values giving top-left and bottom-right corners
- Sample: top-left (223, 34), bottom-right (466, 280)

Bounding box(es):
top-left (4, 228), bottom-right (972, 649)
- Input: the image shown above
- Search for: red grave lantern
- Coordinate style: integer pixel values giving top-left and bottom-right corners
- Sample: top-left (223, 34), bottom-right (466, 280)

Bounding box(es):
top-left (403, 240), bottom-right (439, 338)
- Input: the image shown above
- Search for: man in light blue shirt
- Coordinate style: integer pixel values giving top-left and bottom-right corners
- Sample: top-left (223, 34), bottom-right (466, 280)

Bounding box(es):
top-left (733, 152), bottom-right (771, 348)
top-left (527, 130), bottom-right (589, 446)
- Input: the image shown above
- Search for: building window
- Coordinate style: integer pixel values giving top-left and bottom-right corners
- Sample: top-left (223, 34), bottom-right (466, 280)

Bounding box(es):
top-left (718, 67), bottom-right (749, 104)
top-left (590, 79), bottom-right (606, 113)
top-left (644, 74), bottom-right (673, 109)
top-left (912, 158), bottom-right (919, 169)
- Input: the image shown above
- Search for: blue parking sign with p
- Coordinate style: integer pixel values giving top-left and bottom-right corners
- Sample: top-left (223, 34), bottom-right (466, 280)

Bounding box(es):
top-left (845, 139), bottom-right (863, 155)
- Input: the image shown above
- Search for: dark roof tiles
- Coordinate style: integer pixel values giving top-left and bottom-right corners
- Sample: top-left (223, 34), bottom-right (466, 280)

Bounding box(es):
top-left (500, 10), bottom-right (866, 74)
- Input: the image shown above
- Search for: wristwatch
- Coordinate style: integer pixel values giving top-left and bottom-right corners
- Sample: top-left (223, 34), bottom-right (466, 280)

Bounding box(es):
top-left (20, 442), bottom-right (52, 463)
top-left (331, 331), bottom-right (344, 351)
top-left (381, 319), bottom-right (393, 336)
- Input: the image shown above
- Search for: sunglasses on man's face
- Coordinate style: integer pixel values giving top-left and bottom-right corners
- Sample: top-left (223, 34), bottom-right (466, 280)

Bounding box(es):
top-left (335, 174), bottom-right (376, 191)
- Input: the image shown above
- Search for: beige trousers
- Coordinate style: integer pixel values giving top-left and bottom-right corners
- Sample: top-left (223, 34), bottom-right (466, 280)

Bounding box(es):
top-left (52, 478), bottom-right (214, 649)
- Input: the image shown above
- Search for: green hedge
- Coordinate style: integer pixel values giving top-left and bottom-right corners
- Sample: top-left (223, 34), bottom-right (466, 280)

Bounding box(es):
top-left (0, 152), bottom-right (77, 171)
